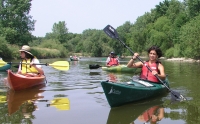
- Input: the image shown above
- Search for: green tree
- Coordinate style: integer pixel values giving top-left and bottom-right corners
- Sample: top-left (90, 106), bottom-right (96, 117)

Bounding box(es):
top-left (179, 14), bottom-right (200, 59)
top-left (51, 21), bottom-right (68, 43)
top-left (185, 0), bottom-right (200, 18)
top-left (0, 0), bottom-right (35, 45)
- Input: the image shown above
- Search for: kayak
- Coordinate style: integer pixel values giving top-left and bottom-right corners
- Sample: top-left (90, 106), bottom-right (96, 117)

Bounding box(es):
top-left (102, 65), bottom-right (139, 73)
top-left (101, 78), bottom-right (169, 107)
top-left (0, 64), bottom-right (11, 71)
top-left (7, 84), bottom-right (45, 115)
top-left (70, 58), bottom-right (79, 61)
top-left (4, 70), bottom-right (46, 91)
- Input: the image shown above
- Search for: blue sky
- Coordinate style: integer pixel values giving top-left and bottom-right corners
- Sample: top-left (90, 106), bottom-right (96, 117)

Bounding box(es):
top-left (30, 0), bottom-right (170, 37)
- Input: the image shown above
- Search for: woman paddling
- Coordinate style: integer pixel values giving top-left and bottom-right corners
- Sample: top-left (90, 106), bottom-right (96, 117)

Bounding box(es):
top-left (17, 45), bottom-right (44, 77)
top-left (127, 46), bottom-right (166, 83)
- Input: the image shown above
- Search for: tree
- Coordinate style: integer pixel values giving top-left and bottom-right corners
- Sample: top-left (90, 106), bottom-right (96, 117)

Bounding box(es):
top-left (185, 0), bottom-right (200, 18)
top-left (51, 21), bottom-right (68, 43)
top-left (0, 0), bottom-right (35, 45)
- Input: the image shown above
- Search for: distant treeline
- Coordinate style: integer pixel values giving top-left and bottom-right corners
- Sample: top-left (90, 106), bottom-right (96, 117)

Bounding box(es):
top-left (1, 0), bottom-right (200, 60)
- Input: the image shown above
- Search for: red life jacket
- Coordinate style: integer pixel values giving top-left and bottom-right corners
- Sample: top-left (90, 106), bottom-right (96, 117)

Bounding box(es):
top-left (140, 61), bottom-right (160, 83)
top-left (107, 57), bottom-right (118, 66)
top-left (142, 105), bottom-right (160, 122)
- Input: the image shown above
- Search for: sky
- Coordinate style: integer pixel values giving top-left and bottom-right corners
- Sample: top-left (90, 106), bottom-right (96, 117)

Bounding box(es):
top-left (30, 0), bottom-right (166, 37)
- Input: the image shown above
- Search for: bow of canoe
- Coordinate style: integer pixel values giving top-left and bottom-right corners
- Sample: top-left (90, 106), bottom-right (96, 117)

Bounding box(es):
top-left (0, 64), bottom-right (11, 71)
top-left (4, 70), bottom-right (46, 91)
top-left (101, 78), bottom-right (169, 107)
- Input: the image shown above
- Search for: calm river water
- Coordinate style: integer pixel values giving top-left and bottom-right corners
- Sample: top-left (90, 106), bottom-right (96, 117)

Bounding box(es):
top-left (0, 57), bottom-right (199, 124)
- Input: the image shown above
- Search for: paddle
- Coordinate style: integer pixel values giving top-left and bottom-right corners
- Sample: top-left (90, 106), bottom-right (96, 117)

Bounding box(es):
top-left (89, 64), bottom-right (102, 69)
top-left (103, 24), bottom-right (187, 101)
top-left (0, 60), bottom-right (69, 71)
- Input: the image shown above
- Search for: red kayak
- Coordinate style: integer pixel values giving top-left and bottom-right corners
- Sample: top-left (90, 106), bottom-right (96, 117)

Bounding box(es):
top-left (4, 70), bottom-right (46, 91)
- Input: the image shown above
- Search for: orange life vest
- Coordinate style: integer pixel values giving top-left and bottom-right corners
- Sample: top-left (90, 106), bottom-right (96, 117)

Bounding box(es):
top-left (107, 57), bottom-right (118, 66)
top-left (140, 61), bottom-right (160, 83)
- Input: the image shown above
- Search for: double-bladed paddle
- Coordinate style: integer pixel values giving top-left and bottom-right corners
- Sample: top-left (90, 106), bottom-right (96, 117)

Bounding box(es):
top-left (103, 24), bottom-right (187, 101)
top-left (0, 60), bottom-right (69, 71)
top-left (89, 64), bottom-right (102, 69)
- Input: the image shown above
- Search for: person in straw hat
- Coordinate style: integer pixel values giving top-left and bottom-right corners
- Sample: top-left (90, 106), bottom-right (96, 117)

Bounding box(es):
top-left (17, 45), bottom-right (44, 77)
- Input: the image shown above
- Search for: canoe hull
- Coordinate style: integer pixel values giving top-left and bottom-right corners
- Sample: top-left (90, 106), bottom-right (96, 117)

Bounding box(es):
top-left (0, 64), bottom-right (11, 71)
top-left (101, 79), bottom-right (169, 107)
top-left (102, 65), bottom-right (139, 73)
top-left (5, 70), bottom-right (46, 91)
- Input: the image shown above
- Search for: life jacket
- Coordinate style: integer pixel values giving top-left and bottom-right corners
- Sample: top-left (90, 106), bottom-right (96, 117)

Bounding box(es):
top-left (142, 105), bottom-right (160, 122)
top-left (107, 57), bottom-right (118, 66)
top-left (140, 61), bottom-right (160, 83)
top-left (21, 58), bottom-right (39, 74)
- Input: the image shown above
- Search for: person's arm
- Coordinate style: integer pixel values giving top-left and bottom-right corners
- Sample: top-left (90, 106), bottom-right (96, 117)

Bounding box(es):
top-left (106, 57), bottom-right (110, 66)
top-left (31, 59), bottom-right (44, 75)
top-left (151, 63), bottom-right (166, 80)
top-left (157, 64), bottom-right (166, 80)
top-left (117, 58), bottom-right (120, 65)
top-left (127, 53), bottom-right (142, 68)
top-left (17, 64), bottom-right (22, 74)
top-left (151, 108), bottom-right (164, 121)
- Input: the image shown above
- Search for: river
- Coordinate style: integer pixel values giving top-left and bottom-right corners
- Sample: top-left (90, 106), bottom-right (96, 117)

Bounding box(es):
top-left (0, 57), bottom-right (199, 124)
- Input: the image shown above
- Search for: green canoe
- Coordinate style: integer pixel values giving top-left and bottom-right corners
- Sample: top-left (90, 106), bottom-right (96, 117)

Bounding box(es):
top-left (0, 64), bottom-right (11, 71)
top-left (102, 65), bottom-right (139, 73)
top-left (101, 78), bottom-right (169, 107)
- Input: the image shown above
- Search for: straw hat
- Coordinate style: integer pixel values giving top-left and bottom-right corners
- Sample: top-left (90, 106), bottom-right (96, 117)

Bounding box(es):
top-left (19, 45), bottom-right (33, 56)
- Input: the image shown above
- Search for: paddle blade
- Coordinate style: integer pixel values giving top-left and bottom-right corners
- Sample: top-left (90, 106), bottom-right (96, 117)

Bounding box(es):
top-left (170, 90), bottom-right (187, 101)
top-left (49, 61), bottom-right (69, 71)
top-left (103, 25), bottom-right (119, 39)
top-left (0, 60), bottom-right (7, 67)
top-left (50, 98), bottom-right (70, 110)
top-left (89, 64), bottom-right (101, 69)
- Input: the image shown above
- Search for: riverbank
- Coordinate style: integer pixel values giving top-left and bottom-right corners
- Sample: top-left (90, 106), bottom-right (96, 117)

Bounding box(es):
top-left (165, 57), bottom-right (200, 62)
top-left (126, 56), bottom-right (199, 62)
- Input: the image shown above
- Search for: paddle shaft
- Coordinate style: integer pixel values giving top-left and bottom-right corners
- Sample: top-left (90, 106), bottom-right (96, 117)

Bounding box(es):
top-left (89, 64), bottom-right (102, 69)
top-left (8, 62), bottom-right (48, 66)
top-left (103, 25), bottom-right (185, 99)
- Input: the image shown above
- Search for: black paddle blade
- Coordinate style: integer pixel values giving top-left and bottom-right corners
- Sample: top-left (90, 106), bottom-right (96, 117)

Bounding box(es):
top-left (103, 25), bottom-right (119, 39)
top-left (89, 64), bottom-right (101, 69)
top-left (170, 90), bottom-right (187, 101)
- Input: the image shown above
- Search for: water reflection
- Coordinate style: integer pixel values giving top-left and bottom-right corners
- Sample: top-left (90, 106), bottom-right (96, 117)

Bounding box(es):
top-left (6, 84), bottom-right (46, 116)
top-left (1, 58), bottom-right (200, 123)
top-left (135, 105), bottom-right (164, 123)
top-left (47, 98), bottom-right (70, 110)
top-left (106, 99), bottom-right (164, 124)
top-left (107, 73), bottom-right (118, 82)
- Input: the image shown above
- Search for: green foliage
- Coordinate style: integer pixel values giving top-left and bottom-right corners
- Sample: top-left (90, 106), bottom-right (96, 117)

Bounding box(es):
top-left (0, 37), bottom-right (12, 59)
top-left (50, 21), bottom-right (68, 44)
top-left (0, 0), bottom-right (35, 45)
top-left (179, 14), bottom-right (200, 59)
top-left (185, 0), bottom-right (200, 18)
top-left (165, 44), bottom-right (181, 58)
top-left (37, 39), bottom-right (68, 58)
top-left (165, 47), bottom-right (174, 58)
